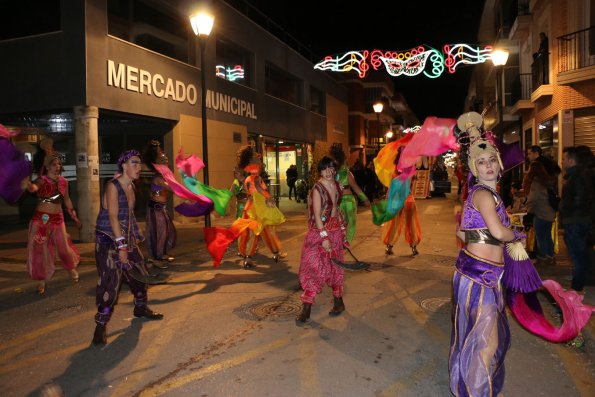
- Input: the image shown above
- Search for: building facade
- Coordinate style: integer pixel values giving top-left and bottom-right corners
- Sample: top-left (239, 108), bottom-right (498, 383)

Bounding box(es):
top-left (0, 0), bottom-right (349, 240)
top-left (468, 0), bottom-right (594, 172)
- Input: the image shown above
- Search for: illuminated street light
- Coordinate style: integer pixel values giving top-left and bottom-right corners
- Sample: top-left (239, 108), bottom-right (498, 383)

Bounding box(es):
top-left (190, 10), bottom-right (214, 227)
top-left (373, 101), bottom-right (384, 152)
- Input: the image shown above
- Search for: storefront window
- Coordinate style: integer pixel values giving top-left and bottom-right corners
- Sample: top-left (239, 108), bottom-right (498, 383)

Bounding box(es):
top-left (538, 117), bottom-right (558, 162)
top-left (216, 38), bottom-right (252, 87)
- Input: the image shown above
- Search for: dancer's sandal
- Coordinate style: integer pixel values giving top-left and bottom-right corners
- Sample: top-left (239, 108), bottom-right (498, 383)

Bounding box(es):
top-left (70, 269), bottom-right (79, 282)
top-left (385, 245), bottom-right (394, 255)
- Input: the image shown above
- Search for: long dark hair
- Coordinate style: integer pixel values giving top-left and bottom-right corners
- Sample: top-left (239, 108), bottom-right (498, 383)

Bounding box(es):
top-left (329, 143), bottom-right (345, 168)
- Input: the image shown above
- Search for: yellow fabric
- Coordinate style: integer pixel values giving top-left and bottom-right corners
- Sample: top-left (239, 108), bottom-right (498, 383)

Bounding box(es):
top-left (246, 191), bottom-right (286, 234)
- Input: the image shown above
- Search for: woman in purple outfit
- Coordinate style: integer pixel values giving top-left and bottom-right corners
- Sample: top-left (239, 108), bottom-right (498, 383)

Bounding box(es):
top-left (450, 113), bottom-right (524, 396)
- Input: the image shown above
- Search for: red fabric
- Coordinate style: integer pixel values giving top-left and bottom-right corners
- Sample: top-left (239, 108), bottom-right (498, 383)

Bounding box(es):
top-left (204, 218), bottom-right (258, 266)
top-left (508, 279), bottom-right (595, 342)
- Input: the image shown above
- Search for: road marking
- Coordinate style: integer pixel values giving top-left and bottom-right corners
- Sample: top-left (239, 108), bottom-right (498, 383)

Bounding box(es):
top-left (137, 336), bottom-right (293, 397)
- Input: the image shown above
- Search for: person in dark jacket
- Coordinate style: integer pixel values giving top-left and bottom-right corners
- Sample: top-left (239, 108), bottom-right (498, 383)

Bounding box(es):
top-left (560, 146), bottom-right (594, 294)
top-left (286, 164), bottom-right (298, 200)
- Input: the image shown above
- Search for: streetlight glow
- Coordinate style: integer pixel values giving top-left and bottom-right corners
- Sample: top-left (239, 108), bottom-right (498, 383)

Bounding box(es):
top-left (490, 49), bottom-right (509, 66)
top-left (190, 12), bottom-right (214, 36)
top-left (373, 102), bottom-right (384, 113)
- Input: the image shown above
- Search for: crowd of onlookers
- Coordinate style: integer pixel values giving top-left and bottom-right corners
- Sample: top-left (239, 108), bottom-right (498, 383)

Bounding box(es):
top-left (508, 144), bottom-right (594, 294)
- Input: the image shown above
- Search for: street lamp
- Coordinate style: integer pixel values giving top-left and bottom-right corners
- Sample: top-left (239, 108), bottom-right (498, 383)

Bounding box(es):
top-left (491, 49), bottom-right (509, 135)
top-left (373, 101), bottom-right (383, 152)
top-left (190, 10), bottom-right (214, 227)
top-left (385, 130), bottom-right (394, 142)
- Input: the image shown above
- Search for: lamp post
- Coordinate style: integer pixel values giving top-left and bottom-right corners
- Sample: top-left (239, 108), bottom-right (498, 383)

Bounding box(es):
top-left (373, 101), bottom-right (383, 152)
top-left (491, 49), bottom-right (509, 136)
top-left (190, 11), bottom-right (214, 227)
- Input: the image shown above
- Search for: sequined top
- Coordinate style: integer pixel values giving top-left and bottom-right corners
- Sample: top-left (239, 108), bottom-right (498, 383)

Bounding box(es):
top-left (37, 176), bottom-right (67, 204)
top-left (460, 184), bottom-right (509, 246)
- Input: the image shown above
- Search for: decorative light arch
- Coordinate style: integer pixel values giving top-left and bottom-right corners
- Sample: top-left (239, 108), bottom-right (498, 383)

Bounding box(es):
top-left (314, 44), bottom-right (494, 78)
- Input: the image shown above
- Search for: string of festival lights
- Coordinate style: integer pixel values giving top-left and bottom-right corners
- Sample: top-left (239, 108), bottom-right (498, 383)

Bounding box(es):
top-left (314, 44), bottom-right (495, 78)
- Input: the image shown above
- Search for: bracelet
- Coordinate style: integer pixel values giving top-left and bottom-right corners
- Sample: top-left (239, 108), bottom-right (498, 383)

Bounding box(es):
top-left (319, 230), bottom-right (328, 238)
top-left (115, 237), bottom-right (128, 250)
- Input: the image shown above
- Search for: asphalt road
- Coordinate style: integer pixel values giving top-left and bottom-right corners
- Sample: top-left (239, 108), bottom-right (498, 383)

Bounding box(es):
top-left (0, 195), bottom-right (594, 396)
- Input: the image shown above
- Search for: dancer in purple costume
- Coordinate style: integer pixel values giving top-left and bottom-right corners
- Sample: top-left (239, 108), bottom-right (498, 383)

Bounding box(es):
top-left (143, 140), bottom-right (176, 268)
top-left (92, 150), bottom-right (163, 346)
top-left (296, 156), bottom-right (347, 323)
top-left (450, 113), bottom-right (524, 396)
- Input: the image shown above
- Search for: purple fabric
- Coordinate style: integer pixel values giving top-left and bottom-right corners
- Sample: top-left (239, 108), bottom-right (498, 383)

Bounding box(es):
top-left (502, 245), bottom-right (543, 293)
top-left (146, 200), bottom-right (177, 259)
top-left (494, 138), bottom-right (525, 172)
top-left (117, 150), bottom-right (141, 173)
top-left (460, 184), bottom-right (510, 230)
top-left (450, 250), bottom-right (510, 397)
top-left (175, 201), bottom-right (213, 217)
top-left (0, 139), bottom-right (31, 203)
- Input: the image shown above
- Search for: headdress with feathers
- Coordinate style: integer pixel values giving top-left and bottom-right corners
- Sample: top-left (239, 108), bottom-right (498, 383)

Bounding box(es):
top-left (456, 112), bottom-right (503, 177)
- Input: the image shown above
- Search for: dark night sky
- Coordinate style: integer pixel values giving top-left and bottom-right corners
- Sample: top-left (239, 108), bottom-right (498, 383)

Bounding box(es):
top-left (234, 0), bottom-right (487, 123)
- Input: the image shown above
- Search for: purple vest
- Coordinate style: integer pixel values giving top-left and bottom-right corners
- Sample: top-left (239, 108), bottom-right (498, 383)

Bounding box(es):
top-left (96, 179), bottom-right (143, 242)
top-left (460, 184), bottom-right (510, 230)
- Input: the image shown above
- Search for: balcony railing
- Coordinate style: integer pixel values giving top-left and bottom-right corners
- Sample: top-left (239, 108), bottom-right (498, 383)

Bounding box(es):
top-left (511, 73), bottom-right (532, 103)
top-left (557, 26), bottom-right (595, 73)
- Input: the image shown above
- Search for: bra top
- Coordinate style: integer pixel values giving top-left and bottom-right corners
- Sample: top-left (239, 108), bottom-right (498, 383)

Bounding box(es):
top-left (37, 176), bottom-right (67, 204)
top-left (460, 184), bottom-right (510, 230)
top-left (336, 165), bottom-right (349, 188)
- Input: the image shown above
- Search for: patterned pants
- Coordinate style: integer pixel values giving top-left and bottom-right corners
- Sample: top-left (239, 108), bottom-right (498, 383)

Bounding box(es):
top-left (94, 242), bottom-right (148, 325)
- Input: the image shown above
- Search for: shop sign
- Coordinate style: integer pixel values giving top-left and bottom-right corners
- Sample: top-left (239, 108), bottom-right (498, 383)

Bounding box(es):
top-left (206, 90), bottom-right (257, 120)
top-left (107, 60), bottom-right (197, 105)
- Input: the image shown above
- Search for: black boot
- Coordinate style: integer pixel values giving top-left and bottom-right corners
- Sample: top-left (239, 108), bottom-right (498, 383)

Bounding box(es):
top-left (92, 324), bottom-right (107, 345)
top-left (411, 245), bottom-right (419, 256)
top-left (243, 256), bottom-right (254, 269)
top-left (328, 297), bottom-right (345, 316)
top-left (133, 305), bottom-right (164, 320)
top-left (296, 303), bottom-right (311, 323)
top-left (385, 245), bottom-right (394, 255)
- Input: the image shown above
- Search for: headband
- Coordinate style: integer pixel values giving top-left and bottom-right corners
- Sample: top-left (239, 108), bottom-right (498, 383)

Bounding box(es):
top-left (117, 150), bottom-right (141, 172)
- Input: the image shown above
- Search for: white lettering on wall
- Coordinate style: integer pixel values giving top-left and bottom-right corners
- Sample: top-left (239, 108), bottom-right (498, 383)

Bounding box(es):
top-left (106, 60), bottom-right (197, 105)
top-left (205, 89), bottom-right (257, 120)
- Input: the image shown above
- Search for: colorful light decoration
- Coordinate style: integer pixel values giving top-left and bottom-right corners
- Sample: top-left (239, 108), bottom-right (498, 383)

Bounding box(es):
top-left (314, 44), bottom-right (494, 79)
top-left (215, 64), bottom-right (245, 81)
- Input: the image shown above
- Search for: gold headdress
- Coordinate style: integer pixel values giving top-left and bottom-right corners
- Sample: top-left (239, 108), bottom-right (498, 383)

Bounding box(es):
top-left (457, 112), bottom-right (503, 177)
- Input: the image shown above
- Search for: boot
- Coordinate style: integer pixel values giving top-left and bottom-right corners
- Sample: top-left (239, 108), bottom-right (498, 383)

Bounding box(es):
top-left (36, 281), bottom-right (46, 295)
top-left (385, 245), bottom-right (394, 255)
top-left (411, 246), bottom-right (419, 256)
top-left (133, 305), bottom-right (164, 320)
top-left (296, 303), bottom-right (311, 323)
top-left (92, 324), bottom-right (107, 345)
top-left (328, 296), bottom-right (345, 316)
top-left (70, 269), bottom-right (79, 282)
top-left (243, 256), bottom-right (254, 269)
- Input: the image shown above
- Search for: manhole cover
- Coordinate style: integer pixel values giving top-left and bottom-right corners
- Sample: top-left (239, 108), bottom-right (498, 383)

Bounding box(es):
top-left (420, 297), bottom-right (451, 313)
top-left (235, 297), bottom-right (302, 321)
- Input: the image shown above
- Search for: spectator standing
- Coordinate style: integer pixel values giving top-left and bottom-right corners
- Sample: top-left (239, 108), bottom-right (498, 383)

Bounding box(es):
top-left (286, 164), bottom-right (298, 200)
top-left (523, 145), bottom-right (560, 267)
top-left (533, 32), bottom-right (549, 84)
top-left (559, 147), bottom-right (594, 294)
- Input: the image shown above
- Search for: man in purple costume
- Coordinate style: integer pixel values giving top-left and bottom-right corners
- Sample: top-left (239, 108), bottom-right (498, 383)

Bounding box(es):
top-left (92, 150), bottom-right (163, 346)
top-left (450, 112), bottom-right (525, 396)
